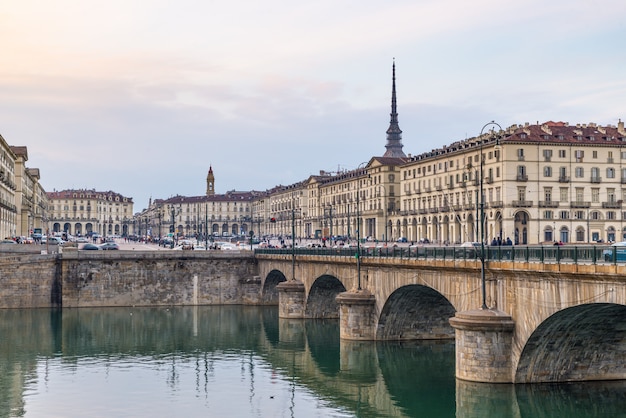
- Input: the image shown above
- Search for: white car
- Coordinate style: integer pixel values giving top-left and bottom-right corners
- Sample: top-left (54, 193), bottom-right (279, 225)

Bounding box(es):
top-left (47, 237), bottom-right (65, 245)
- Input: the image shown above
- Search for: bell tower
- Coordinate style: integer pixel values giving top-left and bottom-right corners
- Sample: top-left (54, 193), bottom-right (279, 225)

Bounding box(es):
top-left (206, 166), bottom-right (215, 196)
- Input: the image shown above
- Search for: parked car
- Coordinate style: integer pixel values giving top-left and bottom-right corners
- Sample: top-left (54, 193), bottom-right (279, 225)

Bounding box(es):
top-left (99, 242), bottom-right (119, 250)
top-left (397, 237), bottom-right (408, 243)
top-left (0, 239), bottom-right (16, 244)
top-left (81, 243), bottom-right (102, 250)
top-left (47, 237), bottom-right (65, 245)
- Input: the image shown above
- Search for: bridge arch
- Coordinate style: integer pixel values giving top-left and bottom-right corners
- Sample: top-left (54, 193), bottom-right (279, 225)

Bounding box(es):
top-left (376, 284), bottom-right (456, 340)
top-left (305, 274), bottom-right (346, 318)
top-left (262, 269), bottom-right (287, 304)
top-left (515, 303), bottom-right (626, 383)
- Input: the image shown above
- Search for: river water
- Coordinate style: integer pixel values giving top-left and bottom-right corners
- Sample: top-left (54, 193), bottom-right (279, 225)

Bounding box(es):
top-left (0, 306), bottom-right (623, 417)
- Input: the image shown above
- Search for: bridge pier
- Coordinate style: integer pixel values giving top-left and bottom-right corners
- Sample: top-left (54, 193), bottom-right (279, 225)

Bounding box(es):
top-left (336, 290), bottom-right (377, 340)
top-left (449, 308), bottom-right (515, 383)
top-left (276, 280), bottom-right (306, 319)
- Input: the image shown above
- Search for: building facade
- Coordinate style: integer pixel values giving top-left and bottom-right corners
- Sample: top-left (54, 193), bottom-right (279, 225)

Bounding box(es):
top-left (47, 189), bottom-right (134, 237)
top-left (0, 137), bottom-right (48, 240)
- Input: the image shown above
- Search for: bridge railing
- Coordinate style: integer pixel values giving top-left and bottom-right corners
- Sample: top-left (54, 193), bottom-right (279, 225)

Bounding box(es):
top-left (255, 245), bottom-right (613, 264)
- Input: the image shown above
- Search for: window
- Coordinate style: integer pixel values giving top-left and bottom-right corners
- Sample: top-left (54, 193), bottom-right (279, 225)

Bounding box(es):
top-left (575, 210), bottom-right (585, 220)
top-left (575, 150), bottom-right (584, 162)
top-left (544, 229), bottom-right (554, 242)
top-left (517, 148), bottom-right (525, 160)
top-left (575, 167), bottom-right (584, 178)
top-left (543, 149), bottom-right (553, 161)
top-left (559, 211), bottom-right (570, 219)
top-left (576, 188), bottom-right (584, 202)
top-left (544, 166), bottom-right (552, 177)
top-left (607, 167), bottom-right (615, 178)
top-left (592, 188), bottom-right (600, 203)
top-left (518, 187), bottom-right (526, 201)
top-left (592, 150), bottom-right (598, 158)
top-left (560, 188), bottom-right (568, 202)
top-left (608, 211), bottom-right (616, 220)
top-left (559, 150), bottom-right (566, 158)
top-left (544, 187), bottom-right (552, 201)
top-left (608, 188), bottom-right (616, 202)
top-left (544, 210), bottom-right (553, 219)
top-left (576, 228), bottom-right (585, 242)
top-left (591, 167), bottom-right (601, 182)
top-left (559, 167), bottom-right (567, 180)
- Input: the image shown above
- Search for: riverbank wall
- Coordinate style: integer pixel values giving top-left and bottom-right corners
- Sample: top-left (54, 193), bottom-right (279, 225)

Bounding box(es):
top-left (0, 249), bottom-right (261, 308)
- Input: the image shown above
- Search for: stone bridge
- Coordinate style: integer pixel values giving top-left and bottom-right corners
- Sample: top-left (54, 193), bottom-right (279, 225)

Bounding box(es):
top-left (256, 253), bottom-right (626, 384)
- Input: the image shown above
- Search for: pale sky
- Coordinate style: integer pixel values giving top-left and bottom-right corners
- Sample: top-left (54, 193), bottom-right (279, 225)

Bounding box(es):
top-left (2, 0), bottom-right (626, 210)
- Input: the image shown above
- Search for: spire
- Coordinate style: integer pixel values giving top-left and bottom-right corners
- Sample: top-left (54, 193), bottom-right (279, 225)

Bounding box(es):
top-left (383, 59), bottom-right (406, 158)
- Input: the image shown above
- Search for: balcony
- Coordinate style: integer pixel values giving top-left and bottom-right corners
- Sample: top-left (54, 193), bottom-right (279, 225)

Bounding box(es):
top-left (452, 205), bottom-right (463, 211)
top-left (464, 204), bottom-right (476, 211)
top-left (459, 181), bottom-right (467, 188)
top-left (539, 201), bottom-right (560, 208)
top-left (418, 208), bottom-right (428, 214)
top-left (512, 200), bottom-right (533, 208)
top-left (602, 201), bottom-right (622, 209)
top-left (516, 174), bottom-right (528, 182)
top-left (590, 176), bottom-right (602, 184)
top-left (429, 208), bottom-right (439, 214)
top-left (485, 176), bottom-right (494, 184)
top-left (489, 201), bottom-right (504, 209)
top-left (440, 206), bottom-right (450, 212)
top-left (435, 184), bottom-right (443, 191)
top-left (558, 176), bottom-right (570, 183)
top-left (570, 201), bottom-right (591, 208)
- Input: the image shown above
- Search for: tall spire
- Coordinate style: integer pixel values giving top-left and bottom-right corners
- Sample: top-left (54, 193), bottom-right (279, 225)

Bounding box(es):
top-left (383, 59), bottom-right (406, 158)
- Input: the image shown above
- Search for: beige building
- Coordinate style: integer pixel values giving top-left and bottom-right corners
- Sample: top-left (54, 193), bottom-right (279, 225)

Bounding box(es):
top-left (391, 120), bottom-right (626, 245)
top-left (0, 138), bottom-right (48, 240)
top-left (0, 135), bottom-right (18, 239)
top-left (137, 167), bottom-right (260, 240)
top-left (47, 189), bottom-right (134, 237)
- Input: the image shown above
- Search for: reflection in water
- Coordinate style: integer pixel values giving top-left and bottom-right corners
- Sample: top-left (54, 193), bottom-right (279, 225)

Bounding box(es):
top-left (0, 307), bottom-right (624, 418)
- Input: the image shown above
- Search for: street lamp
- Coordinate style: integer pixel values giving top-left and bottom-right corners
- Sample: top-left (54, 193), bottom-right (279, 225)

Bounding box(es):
top-left (356, 161), bottom-right (369, 291)
top-left (479, 121), bottom-right (502, 310)
top-left (169, 204), bottom-right (181, 248)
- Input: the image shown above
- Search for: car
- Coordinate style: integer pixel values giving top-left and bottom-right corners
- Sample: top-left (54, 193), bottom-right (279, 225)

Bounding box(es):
top-left (397, 237), bottom-right (408, 243)
top-left (47, 237), bottom-right (65, 245)
top-left (81, 243), bottom-right (102, 250)
top-left (76, 237), bottom-right (89, 243)
top-left (99, 242), bottom-right (119, 250)
top-left (0, 239), bottom-right (16, 244)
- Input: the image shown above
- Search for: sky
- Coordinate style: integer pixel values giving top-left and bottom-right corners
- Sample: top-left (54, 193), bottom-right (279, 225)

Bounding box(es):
top-left (2, 0), bottom-right (626, 211)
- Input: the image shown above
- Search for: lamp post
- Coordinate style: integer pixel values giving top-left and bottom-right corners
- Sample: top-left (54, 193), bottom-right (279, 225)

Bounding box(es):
top-left (291, 207), bottom-right (297, 281)
top-left (356, 162), bottom-right (368, 291)
top-left (377, 184), bottom-right (388, 244)
top-left (479, 121), bottom-right (502, 310)
top-left (169, 204), bottom-right (180, 249)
